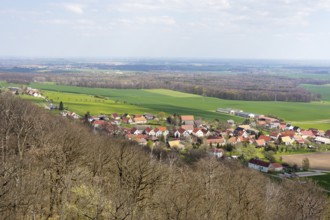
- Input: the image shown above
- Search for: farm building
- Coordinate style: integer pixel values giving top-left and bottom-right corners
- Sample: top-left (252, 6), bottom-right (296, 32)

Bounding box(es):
top-left (235, 111), bottom-right (255, 118)
top-left (315, 137), bottom-right (330, 145)
top-left (248, 159), bottom-right (270, 173)
top-left (216, 108), bottom-right (238, 115)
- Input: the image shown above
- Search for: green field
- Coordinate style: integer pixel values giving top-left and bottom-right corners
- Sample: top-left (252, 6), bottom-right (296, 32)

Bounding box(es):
top-left (29, 83), bottom-right (330, 128)
top-left (40, 91), bottom-right (151, 116)
top-left (25, 87), bottom-right (240, 121)
top-left (0, 81), bottom-right (6, 87)
top-left (301, 84), bottom-right (330, 101)
top-left (308, 173), bottom-right (330, 193)
top-left (0, 81), bottom-right (17, 88)
top-left (273, 72), bottom-right (330, 81)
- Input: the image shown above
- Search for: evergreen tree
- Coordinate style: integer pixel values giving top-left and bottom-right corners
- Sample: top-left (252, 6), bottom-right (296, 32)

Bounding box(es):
top-left (84, 111), bottom-right (91, 124)
top-left (59, 101), bottom-right (64, 110)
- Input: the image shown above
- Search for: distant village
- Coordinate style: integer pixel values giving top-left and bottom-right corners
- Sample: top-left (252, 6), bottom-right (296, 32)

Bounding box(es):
top-left (7, 86), bottom-right (330, 175)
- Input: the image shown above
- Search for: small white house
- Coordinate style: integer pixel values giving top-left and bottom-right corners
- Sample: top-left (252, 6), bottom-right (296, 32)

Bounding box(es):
top-left (269, 163), bottom-right (284, 172)
top-left (211, 148), bottom-right (224, 158)
top-left (193, 128), bottom-right (204, 137)
top-left (248, 159), bottom-right (270, 173)
top-left (315, 137), bottom-right (330, 145)
top-left (174, 128), bottom-right (190, 138)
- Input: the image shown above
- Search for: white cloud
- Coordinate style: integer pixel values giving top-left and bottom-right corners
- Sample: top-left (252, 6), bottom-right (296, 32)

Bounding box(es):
top-left (140, 16), bottom-right (176, 25)
top-left (39, 19), bottom-right (71, 25)
top-left (115, 2), bottom-right (161, 12)
top-left (113, 16), bottom-right (176, 26)
top-left (110, 0), bottom-right (231, 12)
top-left (63, 3), bottom-right (85, 14)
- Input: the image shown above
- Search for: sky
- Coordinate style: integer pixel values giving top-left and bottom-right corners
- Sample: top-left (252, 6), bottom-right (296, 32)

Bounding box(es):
top-left (1, 0), bottom-right (330, 59)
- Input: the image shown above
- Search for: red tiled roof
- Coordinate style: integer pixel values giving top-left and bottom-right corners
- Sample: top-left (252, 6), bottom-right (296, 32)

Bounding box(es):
top-left (130, 127), bottom-right (138, 134)
top-left (201, 129), bottom-right (208, 134)
top-left (296, 139), bottom-right (305, 144)
top-left (93, 120), bottom-right (105, 125)
top-left (258, 116), bottom-right (279, 123)
top-left (181, 115), bottom-right (194, 121)
top-left (255, 139), bottom-right (266, 146)
top-left (178, 128), bottom-right (186, 134)
top-left (134, 116), bottom-right (147, 122)
top-left (258, 121), bottom-right (267, 125)
top-left (271, 163), bottom-right (283, 168)
top-left (325, 130), bottom-right (330, 136)
top-left (238, 135), bottom-right (250, 142)
top-left (193, 128), bottom-right (201, 133)
top-left (207, 138), bottom-right (225, 144)
top-left (249, 159), bottom-right (270, 167)
top-left (211, 148), bottom-right (224, 153)
top-left (181, 124), bottom-right (194, 131)
top-left (280, 124), bottom-right (286, 129)
top-left (157, 126), bottom-right (167, 132)
top-left (258, 135), bottom-right (271, 142)
top-left (228, 137), bottom-right (237, 143)
top-left (145, 127), bottom-right (152, 133)
top-left (300, 130), bottom-right (314, 136)
top-left (127, 134), bottom-right (147, 139)
top-left (270, 132), bottom-right (279, 137)
top-left (281, 131), bottom-right (296, 137)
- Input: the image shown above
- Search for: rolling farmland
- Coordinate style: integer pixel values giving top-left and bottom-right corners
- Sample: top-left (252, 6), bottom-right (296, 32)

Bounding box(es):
top-left (29, 83), bottom-right (330, 129)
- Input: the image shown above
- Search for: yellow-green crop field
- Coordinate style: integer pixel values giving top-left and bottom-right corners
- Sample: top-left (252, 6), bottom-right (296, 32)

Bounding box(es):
top-left (26, 83), bottom-right (330, 129)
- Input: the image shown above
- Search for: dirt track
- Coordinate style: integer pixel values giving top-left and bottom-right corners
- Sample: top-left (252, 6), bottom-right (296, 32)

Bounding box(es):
top-left (281, 152), bottom-right (330, 170)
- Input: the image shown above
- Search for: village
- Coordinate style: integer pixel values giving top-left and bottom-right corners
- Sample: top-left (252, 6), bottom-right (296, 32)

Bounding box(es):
top-left (11, 87), bottom-right (330, 175)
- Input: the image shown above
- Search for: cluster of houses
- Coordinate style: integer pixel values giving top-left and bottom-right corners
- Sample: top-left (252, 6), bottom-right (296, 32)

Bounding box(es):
top-left (88, 113), bottom-right (228, 150)
top-left (85, 111), bottom-right (330, 150)
top-left (8, 87), bottom-right (21, 95)
top-left (60, 110), bottom-right (81, 119)
top-left (25, 87), bottom-right (44, 98)
top-left (84, 111), bottom-right (330, 174)
top-left (6, 87), bottom-right (44, 98)
top-left (217, 111), bottom-right (330, 147)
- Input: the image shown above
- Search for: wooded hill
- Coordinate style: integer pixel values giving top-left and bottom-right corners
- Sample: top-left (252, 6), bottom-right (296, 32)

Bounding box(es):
top-left (0, 93), bottom-right (329, 219)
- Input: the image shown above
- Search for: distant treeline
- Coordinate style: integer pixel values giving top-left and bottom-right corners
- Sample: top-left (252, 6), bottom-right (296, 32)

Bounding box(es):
top-left (0, 93), bottom-right (329, 219)
top-left (0, 71), bottom-right (327, 102)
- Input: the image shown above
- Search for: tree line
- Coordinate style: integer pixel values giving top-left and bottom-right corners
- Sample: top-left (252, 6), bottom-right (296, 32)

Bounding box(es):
top-left (0, 93), bottom-right (329, 219)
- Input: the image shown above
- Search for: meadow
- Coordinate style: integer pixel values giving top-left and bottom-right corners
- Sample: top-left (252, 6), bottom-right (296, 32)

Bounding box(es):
top-left (308, 173), bottom-right (330, 192)
top-left (301, 84), bottom-right (330, 101)
top-left (0, 81), bottom-right (6, 87)
top-left (39, 91), bottom-right (152, 116)
top-left (30, 83), bottom-right (330, 128)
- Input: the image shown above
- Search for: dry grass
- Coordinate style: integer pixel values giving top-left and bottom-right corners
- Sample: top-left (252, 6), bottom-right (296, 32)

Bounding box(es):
top-left (282, 152), bottom-right (330, 170)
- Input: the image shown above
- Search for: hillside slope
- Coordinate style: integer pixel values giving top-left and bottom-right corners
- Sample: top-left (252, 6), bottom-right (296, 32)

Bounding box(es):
top-left (0, 93), bottom-right (328, 219)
